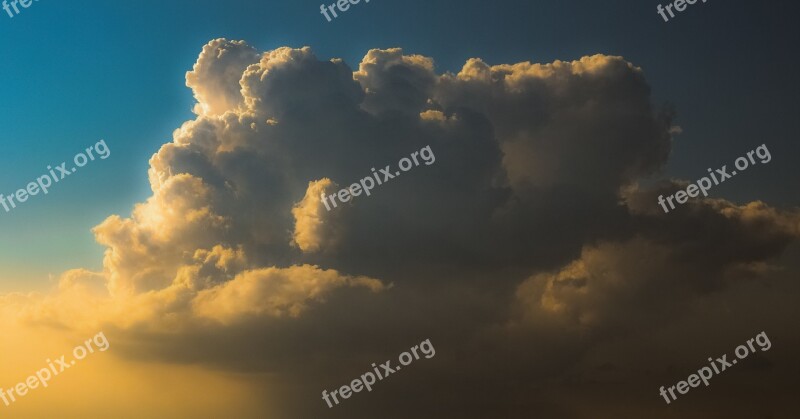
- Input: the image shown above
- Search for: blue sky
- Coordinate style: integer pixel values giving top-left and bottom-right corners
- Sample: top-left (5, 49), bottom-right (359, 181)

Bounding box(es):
top-left (1, 0), bottom-right (797, 290)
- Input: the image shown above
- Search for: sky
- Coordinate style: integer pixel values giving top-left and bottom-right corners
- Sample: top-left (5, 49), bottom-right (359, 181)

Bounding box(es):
top-left (0, 0), bottom-right (799, 418)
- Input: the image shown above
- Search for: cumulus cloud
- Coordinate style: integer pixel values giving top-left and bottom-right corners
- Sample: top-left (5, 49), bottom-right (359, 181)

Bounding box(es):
top-left (354, 48), bottom-right (437, 114)
top-left (192, 264), bottom-right (385, 323)
top-left (185, 39), bottom-right (260, 116)
top-left (291, 178), bottom-right (340, 253)
top-left (3, 39), bottom-right (799, 418)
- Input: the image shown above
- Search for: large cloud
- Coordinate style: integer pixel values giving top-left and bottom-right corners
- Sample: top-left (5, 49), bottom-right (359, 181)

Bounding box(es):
top-left (3, 39), bottom-right (799, 418)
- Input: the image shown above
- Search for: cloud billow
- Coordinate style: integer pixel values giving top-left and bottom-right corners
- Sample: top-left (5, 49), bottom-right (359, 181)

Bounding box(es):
top-left (7, 38), bottom-right (800, 418)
